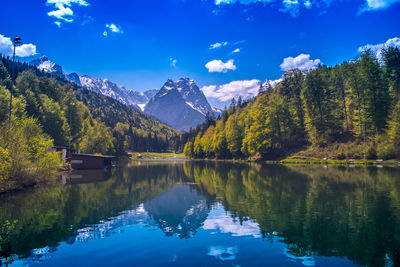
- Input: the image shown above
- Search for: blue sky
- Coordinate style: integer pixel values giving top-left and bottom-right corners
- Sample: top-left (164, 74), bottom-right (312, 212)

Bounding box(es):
top-left (1, 0), bottom-right (400, 108)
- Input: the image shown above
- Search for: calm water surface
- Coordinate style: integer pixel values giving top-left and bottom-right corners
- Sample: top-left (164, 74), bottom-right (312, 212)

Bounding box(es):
top-left (1, 161), bottom-right (400, 266)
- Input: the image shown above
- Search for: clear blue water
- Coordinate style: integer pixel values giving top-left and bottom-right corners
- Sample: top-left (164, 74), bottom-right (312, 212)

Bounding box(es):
top-left (1, 161), bottom-right (399, 266)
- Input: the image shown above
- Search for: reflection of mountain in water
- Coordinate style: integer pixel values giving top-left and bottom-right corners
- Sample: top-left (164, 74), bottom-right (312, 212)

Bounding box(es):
top-left (73, 204), bottom-right (154, 243)
top-left (144, 184), bottom-right (210, 239)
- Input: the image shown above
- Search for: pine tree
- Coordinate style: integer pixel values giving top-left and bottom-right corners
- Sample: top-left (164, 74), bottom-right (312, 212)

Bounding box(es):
top-left (387, 99), bottom-right (400, 149)
top-left (383, 46), bottom-right (400, 102)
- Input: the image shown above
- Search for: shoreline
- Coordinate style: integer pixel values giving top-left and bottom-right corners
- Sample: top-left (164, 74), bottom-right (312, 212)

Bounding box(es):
top-left (183, 158), bottom-right (400, 166)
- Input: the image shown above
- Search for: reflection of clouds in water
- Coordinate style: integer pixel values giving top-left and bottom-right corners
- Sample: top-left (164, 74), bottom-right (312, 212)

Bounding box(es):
top-left (284, 248), bottom-right (315, 266)
top-left (31, 246), bottom-right (55, 262)
top-left (203, 204), bottom-right (261, 238)
top-left (207, 246), bottom-right (238, 261)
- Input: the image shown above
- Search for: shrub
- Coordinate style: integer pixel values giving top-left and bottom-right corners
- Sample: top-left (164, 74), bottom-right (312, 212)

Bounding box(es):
top-left (0, 118), bottom-right (64, 193)
top-left (376, 134), bottom-right (397, 160)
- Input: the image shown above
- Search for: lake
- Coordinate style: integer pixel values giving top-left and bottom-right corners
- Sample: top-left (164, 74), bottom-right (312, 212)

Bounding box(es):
top-left (1, 161), bottom-right (399, 266)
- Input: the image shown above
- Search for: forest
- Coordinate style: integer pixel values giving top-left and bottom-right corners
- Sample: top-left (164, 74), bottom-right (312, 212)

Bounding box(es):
top-left (0, 55), bottom-right (180, 192)
top-left (184, 47), bottom-right (400, 160)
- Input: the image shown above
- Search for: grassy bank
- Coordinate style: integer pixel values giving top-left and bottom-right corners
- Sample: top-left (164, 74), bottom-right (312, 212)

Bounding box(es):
top-left (129, 152), bottom-right (186, 160)
top-left (267, 156), bottom-right (400, 166)
top-left (185, 140), bottom-right (400, 166)
top-left (185, 155), bottom-right (400, 166)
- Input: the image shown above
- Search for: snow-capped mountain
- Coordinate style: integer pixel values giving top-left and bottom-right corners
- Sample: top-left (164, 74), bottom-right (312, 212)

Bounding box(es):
top-left (78, 76), bottom-right (157, 109)
top-left (145, 79), bottom-right (206, 131)
top-left (29, 56), bottom-right (222, 130)
top-left (29, 56), bottom-right (156, 109)
top-left (176, 78), bottom-right (213, 116)
top-left (30, 56), bottom-right (65, 78)
top-left (145, 79), bottom-right (221, 131)
top-left (79, 75), bottom-right (138, 108)
top-left (127, 89), bottom-right (158, 111)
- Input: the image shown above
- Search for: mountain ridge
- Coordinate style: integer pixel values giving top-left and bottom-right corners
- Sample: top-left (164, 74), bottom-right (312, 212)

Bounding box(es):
top-left (29, 56), bottom-right (158, 110)
top-left (29, 56), bottom-right (222, 131)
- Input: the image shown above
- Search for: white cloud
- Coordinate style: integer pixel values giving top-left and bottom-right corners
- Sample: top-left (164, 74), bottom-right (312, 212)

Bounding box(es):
top-left (360, 0), bottom-right (400, 12)
top-left (304, 0), bottom-right (312, 8)
top-left (0, 35), bottom-right (37, 57)
top-left (358, 37), bottom-right (400, 59)
top-left (232, 48), bottom-right (241, 54)
top-left (280, 0), bottom-right (301, 16)
top-left (209, 41), bottom-right (228, 50)
top-left (170, 58), bottom-right (178, 67)
top-left (205, 59), bottom-right (237, 73)
top-left (106, 23), bottom-right (123, 33)
top-left (16, 44), bottom-right (37, 57)
top-left (103, 24), bottom-right (124, 36)
top-left (214, 0), bottom-right (334, 17)
top-left (0, 35), bottom-right (12, 55)
top-left (214, 0), bottom-right (399, 16)
top-left (263, 77), bottom-right (283, 88)
top-left (201, 79), bottom-right (260, 101)
top-left (46, 0), bottom-right (89, 25)
top-left (280, 53), bottom-right (321, 71)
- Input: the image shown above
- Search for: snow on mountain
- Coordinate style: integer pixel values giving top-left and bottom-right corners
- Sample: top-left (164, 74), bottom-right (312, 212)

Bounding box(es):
top-left (127, 89), bottom-right (158, 105)
top-left (30, 56), bottom-right (65, 78)
top-left (29, 56), bottom-right (154, 110)
top-left (145, 79), bottom-right (204, 131)
top-left (145, 79), bottom-right (222, 131)
top-left (79, 75), bottom-right (128, 104)
top-left (28, 57), bottom-right (221, 127)
top-left (78, 75), bottom-right (158, 109)
top-left (175, 78), bottom-right (215, 116)
top-left (212, 107), bottom-right (223, 114)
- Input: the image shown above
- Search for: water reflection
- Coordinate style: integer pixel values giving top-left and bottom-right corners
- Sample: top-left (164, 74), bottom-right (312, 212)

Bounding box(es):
top-left (0, 161), bottom-right (399, 266)
top-left (144, 184), bottom-right (209, 239)
top-left (202, 204), bottom-right (261, 238)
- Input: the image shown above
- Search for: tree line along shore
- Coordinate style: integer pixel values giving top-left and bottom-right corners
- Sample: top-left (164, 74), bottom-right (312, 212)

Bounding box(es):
top-left (183, 48), bottom-right (400, 162)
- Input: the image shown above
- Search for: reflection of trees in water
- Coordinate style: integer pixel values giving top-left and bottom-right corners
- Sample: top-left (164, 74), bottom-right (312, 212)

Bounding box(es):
top-left (0, 163), bottom-right (187, 262)
top-left (183, 162), bottom-right (400, 266)
top-left (1, 162), bottom-right (400, 267)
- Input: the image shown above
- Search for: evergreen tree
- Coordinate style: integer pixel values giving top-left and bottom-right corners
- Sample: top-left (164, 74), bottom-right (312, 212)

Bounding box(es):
top-left (383, 46), bottom-right (400, 102)
top-left (357, 51), bottom-right (390, 133)
top-left (387, 99), bottom-right (400, 149)
top-left (302, 66), bottom-right (340, 145)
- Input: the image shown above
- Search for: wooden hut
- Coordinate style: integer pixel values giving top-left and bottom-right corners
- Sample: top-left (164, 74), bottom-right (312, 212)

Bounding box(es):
top-left (68, 154), bottom-right (115, 169)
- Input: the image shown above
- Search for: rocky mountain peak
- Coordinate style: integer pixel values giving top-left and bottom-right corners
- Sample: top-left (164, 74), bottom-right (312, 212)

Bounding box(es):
top-left (66, 72), bottom-right (81, 86)
top-left (30, 56), bottom-right (64, 77)
top-left (145, 78), bottom-right (222, 131)
top-left (29, 56), bottom-right (221, 131)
